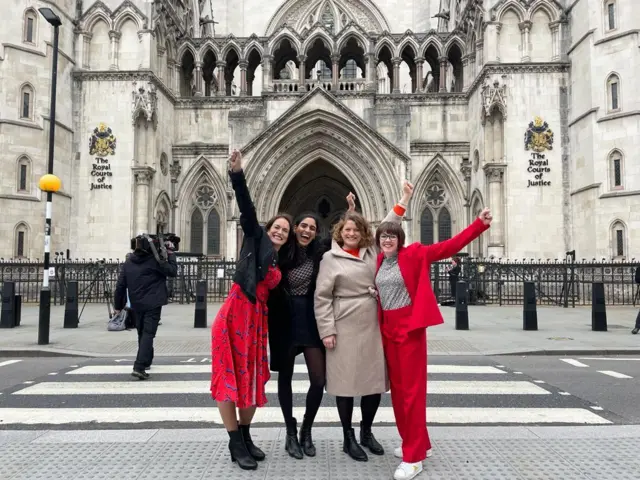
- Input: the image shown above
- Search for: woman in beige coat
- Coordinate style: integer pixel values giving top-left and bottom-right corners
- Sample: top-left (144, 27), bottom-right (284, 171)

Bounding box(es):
top-left (314, 183), bottom-right (413, 462)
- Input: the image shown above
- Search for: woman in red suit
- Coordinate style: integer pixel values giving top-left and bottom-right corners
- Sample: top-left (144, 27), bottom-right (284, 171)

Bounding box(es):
top-left (211, 150), bottom-right (296, 471)
top-left (374, 208), bottom-right (493, 480)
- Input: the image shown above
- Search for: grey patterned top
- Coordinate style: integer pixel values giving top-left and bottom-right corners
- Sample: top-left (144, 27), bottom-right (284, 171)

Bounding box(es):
top-left (375, 255), bottom-right (412, 310)
top-left (288, 247), bottom-right (314, 296)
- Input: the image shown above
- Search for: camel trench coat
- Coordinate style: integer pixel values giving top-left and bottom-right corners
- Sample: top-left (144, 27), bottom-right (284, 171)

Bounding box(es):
top-left (314, 209), bottom-right (402, 397)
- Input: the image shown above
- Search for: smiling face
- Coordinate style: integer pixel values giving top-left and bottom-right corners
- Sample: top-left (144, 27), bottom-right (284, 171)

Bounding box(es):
top-left (267, 217), bottom-right (291, 249)
top-left (341, 220), bottom-right (362, 250)
top-left (295, 216), bottom-right (317, 247)
top-left (379, 232), bottom-right (399, 256)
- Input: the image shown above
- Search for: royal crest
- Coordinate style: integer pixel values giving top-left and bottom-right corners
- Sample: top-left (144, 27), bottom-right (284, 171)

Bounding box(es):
top-left (524, 116), bottom-right (554, 153)
top-left (89, 123), bottom-right (117, 156)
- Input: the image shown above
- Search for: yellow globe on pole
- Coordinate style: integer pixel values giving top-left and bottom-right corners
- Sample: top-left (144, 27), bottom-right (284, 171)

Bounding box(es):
top-left (38, 174), bottom-right (62, 193)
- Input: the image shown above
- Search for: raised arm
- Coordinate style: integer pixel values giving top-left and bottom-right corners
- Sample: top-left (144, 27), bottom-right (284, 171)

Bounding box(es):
top-left (379, 180), bottom-right (414, 225)
top-left (422, 208), bottom-right (492, 263)
top-left (314, 253), bottom-right (338, 342)
top-left (228, 150), bottom-right (261, 238)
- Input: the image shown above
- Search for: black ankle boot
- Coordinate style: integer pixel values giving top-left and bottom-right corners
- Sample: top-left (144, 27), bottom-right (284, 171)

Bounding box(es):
top-left (228, 430), bottom-right (257, 470)
top-left (239, 424), bottom-right (265, 461)
top-left (299, 415), bottom-right (316, 457)
top-left (285, 417), bottom-right (303, 459)
top-left (359, 422), bottom-right (384, 455)
top-left (343, 428), bottom-right (368, 461)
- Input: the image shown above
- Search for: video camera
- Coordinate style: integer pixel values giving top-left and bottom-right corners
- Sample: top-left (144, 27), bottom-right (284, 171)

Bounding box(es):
top-left (130, 232), bottom-right (181, 264)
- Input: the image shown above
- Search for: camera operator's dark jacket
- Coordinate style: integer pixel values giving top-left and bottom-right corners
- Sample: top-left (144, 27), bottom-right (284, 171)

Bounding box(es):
top-left (230, 169), bottom-right (278, 304)
top-left (114, 250), bottom-right (178, 312)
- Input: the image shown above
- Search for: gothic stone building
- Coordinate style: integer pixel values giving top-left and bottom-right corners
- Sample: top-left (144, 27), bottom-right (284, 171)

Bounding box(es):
top-left (1, 0), bottom-right (638, 261)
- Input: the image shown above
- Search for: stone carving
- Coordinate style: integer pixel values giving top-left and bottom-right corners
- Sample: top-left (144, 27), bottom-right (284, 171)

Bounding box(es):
top-left (524, 116), bottom-right (554, 152)
top-left (195, 184), bottom-right (218, 209)
top-left (132, 81), bottom-right (158, 124)
top-left (484, 164), bottom-right (505, 183)
top-left (170, 161), bottom-right (182, 180)
top-left (89, 123), bottom-right (117, 156)
top-left (425, 182), bottom-right (447, 208)
top-left (134, 167), bottom-right (155, 185)
top-left (481, 76), bottom-right (507, 120)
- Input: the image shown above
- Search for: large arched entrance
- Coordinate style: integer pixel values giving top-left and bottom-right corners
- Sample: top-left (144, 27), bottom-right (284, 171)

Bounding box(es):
top-left (278, 159), bottom-right (360, 238)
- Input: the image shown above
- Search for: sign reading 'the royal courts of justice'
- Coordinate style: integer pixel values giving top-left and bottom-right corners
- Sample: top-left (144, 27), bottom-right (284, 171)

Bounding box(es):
top-left (524, 116), bottom-right (554, 188)
top-left (88, 123), bottom-right (116, 191)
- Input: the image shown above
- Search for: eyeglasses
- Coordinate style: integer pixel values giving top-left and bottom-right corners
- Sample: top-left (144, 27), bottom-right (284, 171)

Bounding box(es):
top-left (380, 234), bottom-right (398, 240)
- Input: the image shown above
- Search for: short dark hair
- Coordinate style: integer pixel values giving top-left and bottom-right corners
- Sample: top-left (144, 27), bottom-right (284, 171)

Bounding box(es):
top-left (375, 221), bottom-right (406, 248)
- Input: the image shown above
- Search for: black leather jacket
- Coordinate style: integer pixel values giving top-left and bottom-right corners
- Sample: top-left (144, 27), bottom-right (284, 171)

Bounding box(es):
top-left (230, 169), bottom-right (278, 304)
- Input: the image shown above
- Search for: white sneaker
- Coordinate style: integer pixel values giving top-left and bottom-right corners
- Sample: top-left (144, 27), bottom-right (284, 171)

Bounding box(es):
top-left (393, 446), bottom-right (433, 459)
top-left (393, 461), bottom-right (423, 480)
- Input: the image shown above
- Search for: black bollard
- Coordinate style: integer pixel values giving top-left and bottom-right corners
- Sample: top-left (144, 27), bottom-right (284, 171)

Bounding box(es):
top-left (63, 281), bottom-right (79, 328)
top-left (194, 280), bottom-right (207, 328)
top-left (591, 282), bottom-right (607, 331)
top-left (455, 280), bottom-right (469, 330)
top-left (522, 282), bottom-right (538, 331)
top-left (14, 295), bottom-right (22, 327)
top-left (0, 281), bottom-right (16, 328)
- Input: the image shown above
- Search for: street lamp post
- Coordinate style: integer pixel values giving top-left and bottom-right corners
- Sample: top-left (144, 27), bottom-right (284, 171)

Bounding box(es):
top-left (37, 7), bottom-right (62, 345)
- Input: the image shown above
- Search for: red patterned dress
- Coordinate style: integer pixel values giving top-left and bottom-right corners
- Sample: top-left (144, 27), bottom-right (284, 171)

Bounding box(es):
top-left (211, 266), bottom-right (282, 408)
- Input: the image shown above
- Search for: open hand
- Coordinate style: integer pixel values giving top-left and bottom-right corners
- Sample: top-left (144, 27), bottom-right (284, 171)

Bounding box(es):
top-left (478, 207), bottom-right (493, 226)
top-left (323, 335), bottom-right (336, 349)
top-left (346, 192), bottom-right (356, 211)
top-left (229, 149), bottom-right (242, 172)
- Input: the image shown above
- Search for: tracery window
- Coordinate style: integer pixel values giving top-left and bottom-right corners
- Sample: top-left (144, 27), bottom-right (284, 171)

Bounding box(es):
top-left (420, 181), bottom-right (452, 245)
top-left (190, 184), bottom-right (221, 255)
top-left (23, 9), bottom-right (37, 44)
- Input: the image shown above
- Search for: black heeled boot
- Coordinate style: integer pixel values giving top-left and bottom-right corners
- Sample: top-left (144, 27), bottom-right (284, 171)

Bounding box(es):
top-left (343, 428), bottom-right (368, 461)
top-left (359, 422), bottom-right (384, 455)
top-left (228, 430), bottom-right (257, 470)
top-left (299, 415), bottom-right (316, 457)
top-left (285, 417), bottom-right (304, 459)
top-left (239, 424), bottom-right (265, 461)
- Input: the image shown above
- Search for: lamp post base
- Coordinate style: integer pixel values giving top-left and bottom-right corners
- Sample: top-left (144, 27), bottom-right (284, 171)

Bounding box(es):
top-left (38, 288), bottom-right (52, 345)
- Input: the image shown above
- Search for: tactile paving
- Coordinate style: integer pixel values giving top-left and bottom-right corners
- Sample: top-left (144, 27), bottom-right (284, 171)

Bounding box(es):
top-left (265, 437), bottom-right (329, 479)
top-left (137, 441), bottom-right (217, 480)
top-left (201, 439), bottom-right (276, 479)
top-left (325, 439), bottom-right (392, 479)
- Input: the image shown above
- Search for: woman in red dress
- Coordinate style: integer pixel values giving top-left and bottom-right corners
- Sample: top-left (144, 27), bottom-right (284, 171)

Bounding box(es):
top-left (211, 150), bottom-right (295, 471)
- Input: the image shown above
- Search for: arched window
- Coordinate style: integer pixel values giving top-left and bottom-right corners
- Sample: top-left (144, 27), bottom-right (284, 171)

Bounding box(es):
top-left (610, 220), bottom-right (626, 258)
top-left (14, 223), bottom-right (30, 258)
top-left (16, 156), bottom-right (31, 193)
top-left (420, 208), bottom-right (434, 245)
top-left (23, 9), bottom-right (37, 44)
top-left (20, 84), bottom-right (34, 120)
top-left (606, 74), bottom-right (620, 112)
top-left (604, 0), bottom-right (617, 31)
top-left (420, 180), bottom-right (453, 245)
top-left (608, 149), bottom-right (624, 190)
top-left (190, 184), bottom-right (221, 255)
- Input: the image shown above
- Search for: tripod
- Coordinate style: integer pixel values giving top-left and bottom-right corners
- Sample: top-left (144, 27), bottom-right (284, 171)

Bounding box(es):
top-left (78, 262), bottom-right (114, 323)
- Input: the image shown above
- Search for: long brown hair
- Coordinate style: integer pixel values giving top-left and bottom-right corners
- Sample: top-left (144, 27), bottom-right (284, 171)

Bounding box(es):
top-left (331, 211), bottom-right (374, 249)
top-left (265, 213), bottom-right (295, 263)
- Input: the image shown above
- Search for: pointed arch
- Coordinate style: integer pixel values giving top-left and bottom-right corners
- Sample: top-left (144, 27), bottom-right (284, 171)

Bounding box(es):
top-left (336, 29), bottom-right (368, 53)
top-left (221, 40), bottom-right (242, 61)
top-left (469, 189), bottom-right (484, 212)
top-left (609, 218), bottom-right (627, 258)
top-left (154, 191), bottom-right (172, 233)
top-left (84, 10), bottom-right (113, 32)
top-left (14, 221), bottom-right (30, 258)
top-left (422, 36), bottom-right (444, 58)
top-left (527, 0), bottom-right (560, 22)
top-left (496, 2), bottom-right (527, 23)
top-left (445, 36), bottom-right (466, 57)
top-left (177, 42), bottom-right (199, 63)
top-left (397, 36), bottom-right (420, 58)
top-left (243, 40), bottom-right (264, 60)
top-left (302, 29), bottom-right (336, 55)
top-left (198, 40), bottom-right (220, 60)
top-left (113, 12), bottom-right (142, 32)
top-left (374, 37), bottom-right (396, 58)
top-left (268, 29), bottom-right (302, 54)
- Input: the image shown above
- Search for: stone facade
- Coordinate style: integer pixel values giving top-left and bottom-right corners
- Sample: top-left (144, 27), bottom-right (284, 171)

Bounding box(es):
top-left (1, 0), bottom-right (638, 261)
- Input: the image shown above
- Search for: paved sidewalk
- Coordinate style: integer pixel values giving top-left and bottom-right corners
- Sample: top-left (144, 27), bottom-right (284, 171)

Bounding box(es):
top-left (0, 303), bottom-right (639, 357)
top-left (1, 426), bottom-right (639, 479)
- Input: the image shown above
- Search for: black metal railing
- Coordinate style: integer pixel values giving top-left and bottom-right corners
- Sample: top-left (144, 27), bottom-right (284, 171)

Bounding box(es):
top-left (1, 257), bottom-right (638, 307)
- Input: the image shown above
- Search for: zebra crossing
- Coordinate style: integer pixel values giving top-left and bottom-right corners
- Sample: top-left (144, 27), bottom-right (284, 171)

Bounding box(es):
top-left (0, 358), bottom-right (614, 427)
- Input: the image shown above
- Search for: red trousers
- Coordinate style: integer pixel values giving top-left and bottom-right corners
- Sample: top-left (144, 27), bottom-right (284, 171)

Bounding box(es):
top-left (381, 305), bottom-right (432, 463)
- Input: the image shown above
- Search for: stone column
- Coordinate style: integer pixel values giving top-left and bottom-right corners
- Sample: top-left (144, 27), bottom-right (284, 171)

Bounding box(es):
top-left (331, 54), bottom-right (340, 90)
top-left (415, 56), bottom-right (425, 93)
top-left (438, 56), bottom-right (448, 92)
top-left (297, 55), bottom-right (307, 90)
top-left (484, 116), bottom-right (494, 163)
top-left (262, 55), bottom-right (273, 93)
top-left (476, 39), bottom-right (484, 67)
top-left (484, 22), bottom-right (500, 63)
top-left (169, 162), bottom-right (181, 232)
top-left (133, 167), bottom-right (155, 235)
top-left (365, 53), bottom-right (377, 91)
top-left (156, 46), bottom-right (166, 81)
top-left (109, 30), bottom-right (121, 70)
top-left (167, 60), bottom-right (176, 93)
top-left (194, 61), bottom-right (203, 96)
top-left (550, 21), bottom-right (562, 61)
top-left (391, 57), bottom-right (401, 93)
top-left (484, 164), bottom-right (505, 256)
top-left (81, 31), bottom-right (92, 69)
top-left (239, 61), bottom-right (248, 95)
top-left (519, 21), bottom-right (532, 62)
top-left (216, 60), bottom-right (226, 95)
top-left (461, 56), bottom-right (469, 91)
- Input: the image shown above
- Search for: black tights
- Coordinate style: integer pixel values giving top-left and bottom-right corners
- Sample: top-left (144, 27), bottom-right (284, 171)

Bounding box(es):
top-left (278, 347), bottom-right (326, 427)
top-left (336, 394), bottom-right (381, 433)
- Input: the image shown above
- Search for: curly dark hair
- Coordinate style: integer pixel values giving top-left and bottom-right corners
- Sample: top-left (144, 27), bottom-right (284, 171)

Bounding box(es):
top-left (331, 211), bottom-right (374, 249)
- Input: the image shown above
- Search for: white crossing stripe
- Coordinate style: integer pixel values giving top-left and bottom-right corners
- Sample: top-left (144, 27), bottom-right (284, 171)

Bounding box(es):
top-left (560, 359), bottom-right (590, 368)
top-left (597, 370), bottom-right (633, 379)
top-left (0, 360), bottom-right (22, 368)
top-left (0, 407), bottom-right (611, 425)
top-left (66, 364), bottom-right (506, 375)
top-left (579, 357), bottom-right (640, 361)
top-left (12, 380), bottom-right (548, 396)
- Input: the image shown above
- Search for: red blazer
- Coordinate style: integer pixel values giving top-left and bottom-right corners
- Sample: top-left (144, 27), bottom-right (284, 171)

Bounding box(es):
top-left (376, 218), bottom-right (490, 331)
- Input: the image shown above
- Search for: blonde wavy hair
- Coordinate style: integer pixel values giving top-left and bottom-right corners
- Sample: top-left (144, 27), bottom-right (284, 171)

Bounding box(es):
top-left (331, 211), bottom-right (374, 249)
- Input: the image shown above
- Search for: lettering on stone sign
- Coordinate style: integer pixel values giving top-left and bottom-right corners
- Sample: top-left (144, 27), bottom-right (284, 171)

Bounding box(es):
top-left (90, 156), bottom-right (113, 190)
top-left (526, 152), bottom-right (551, 188)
